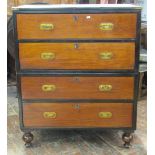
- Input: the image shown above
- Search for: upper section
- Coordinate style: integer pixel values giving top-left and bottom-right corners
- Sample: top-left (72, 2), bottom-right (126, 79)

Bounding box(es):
top-left (13, 4), bottom-right (141, 11)
top-left (13, 4), bottom-right (141, 71)
top-left (13, 4), bottom-right (141, 41)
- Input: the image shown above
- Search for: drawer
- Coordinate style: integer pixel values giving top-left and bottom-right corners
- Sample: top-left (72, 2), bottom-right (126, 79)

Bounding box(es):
top-left (17, 14), bottom-right (137, 39)
top-left (19, 42), bottom-right (135, 70)
top-left (21, 76), bottom-right (134, 100)
top-left (23, 103), bottom-right (133, 127)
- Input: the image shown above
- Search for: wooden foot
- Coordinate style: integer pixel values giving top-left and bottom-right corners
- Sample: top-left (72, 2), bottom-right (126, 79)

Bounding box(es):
top-left (122, 132), bottom-right (133, 148)
top-left (22, 132), bottom-right (34, 148)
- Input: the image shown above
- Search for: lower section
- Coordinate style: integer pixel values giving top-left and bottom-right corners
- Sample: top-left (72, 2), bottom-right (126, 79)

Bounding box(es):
top-left (23, 103), bottom-right (133, 128)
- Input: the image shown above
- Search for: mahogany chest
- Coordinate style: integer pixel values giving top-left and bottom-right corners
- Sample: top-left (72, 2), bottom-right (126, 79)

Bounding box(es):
top-left (13, 4), bottom-right (141, 148)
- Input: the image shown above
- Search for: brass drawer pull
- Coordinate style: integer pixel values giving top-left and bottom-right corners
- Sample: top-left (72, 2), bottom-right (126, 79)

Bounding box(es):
top-left (43, 112), bottom-right (56, 118)
top-left (40, 23), bottom-right (54, 30)
top-left (98, 112), bottom-right (112, 118)
top-left (42, 85), bottom-right (56, 92)
top-left (41, 52), bottom-right (55, 60)
top-left (99, 84), bottom-right (112, 92)
top-left (99, 23), bottom-right (114, 31)
top-left (100, 52), bottom-right (113, 60)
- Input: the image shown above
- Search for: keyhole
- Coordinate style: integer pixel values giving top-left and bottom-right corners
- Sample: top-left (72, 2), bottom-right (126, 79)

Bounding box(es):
top-left (74, 43), bottom-right (79, 49)
top-left (73, 15), bottom-right (78, 21)
top-left (73, 77), bottom-right (80, 82)
top-left (74, 104), bottom-right (80, 109)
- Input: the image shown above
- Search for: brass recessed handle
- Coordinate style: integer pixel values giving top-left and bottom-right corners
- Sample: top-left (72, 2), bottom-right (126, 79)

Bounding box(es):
top-left (99, 84), bottom-right (112, 92)
top-left (98, 112), bottom-right (112, 118)
top-left (42, 85), bottom-right (56, 92)
top-left (100, 52), bottom-right (113, 60)
top-left (43, 112), bottom-right (56, 118)
top-left (40, 23), bottom-right (54, 30)
top-left (99, 23), bottom-right (114, 31)
top-left (41, 52), bottom-right (55, 60)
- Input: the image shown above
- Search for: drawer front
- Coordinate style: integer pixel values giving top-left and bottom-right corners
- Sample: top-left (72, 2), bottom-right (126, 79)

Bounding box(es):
top-left (19, 42), bottom-right (135, 70)
top-left (21, 76), bottom-right (134, 99)
top-left (23, 103), bottom-right (133, 127)
top-left (17, 14), bottom-right (137, 39)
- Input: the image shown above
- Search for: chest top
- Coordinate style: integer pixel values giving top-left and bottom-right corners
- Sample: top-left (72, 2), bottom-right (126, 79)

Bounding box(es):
top-left (12, 4), bottom-right (141, 12)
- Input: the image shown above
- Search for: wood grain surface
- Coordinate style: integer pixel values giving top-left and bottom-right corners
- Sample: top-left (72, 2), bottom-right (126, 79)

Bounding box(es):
top-left (17, 13), bottom-right (137, 39)
top-left (21, 76), bottom-right (134, 99)
top-left (19, 42), bottom-right (135, 70)
top-left (23, 103), bottom-right (133, 127)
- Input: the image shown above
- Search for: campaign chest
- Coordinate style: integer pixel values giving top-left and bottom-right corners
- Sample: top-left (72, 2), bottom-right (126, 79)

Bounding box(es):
top-left (13, 4), bottom-right (141, 148)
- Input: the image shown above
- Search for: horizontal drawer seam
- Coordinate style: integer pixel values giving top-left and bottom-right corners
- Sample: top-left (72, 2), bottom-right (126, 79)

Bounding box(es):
top-left (17, 39), bottom-right (136, 43)
top-left (22, 99), bottom-right (134, 103)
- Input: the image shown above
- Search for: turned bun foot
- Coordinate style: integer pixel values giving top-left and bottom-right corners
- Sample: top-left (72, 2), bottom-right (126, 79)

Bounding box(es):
top-left (22, 132), bottom-right (34, 148)
top-left (122, 132), bottom-right (133, 148)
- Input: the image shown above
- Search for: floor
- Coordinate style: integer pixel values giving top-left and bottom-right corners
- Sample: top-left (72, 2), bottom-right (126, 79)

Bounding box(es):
top-left (7, 82), bottom-right (147, 155)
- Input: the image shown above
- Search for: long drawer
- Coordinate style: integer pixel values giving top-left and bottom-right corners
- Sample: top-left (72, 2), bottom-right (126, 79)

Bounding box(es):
top-left (19, 42), bottom-right (135, 70)
top-left (23, 103), bottom-right (133, 127)
top-left (21, 76), bottom-right (134, 100)
top-left (17, 13), bottom-right (137, 39)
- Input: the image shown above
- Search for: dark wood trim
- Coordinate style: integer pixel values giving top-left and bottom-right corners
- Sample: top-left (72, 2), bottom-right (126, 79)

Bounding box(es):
top-left (17, 74), bottom-right (24, 130)
top-left (13, 12), bottom-right (20, 72)
top-left (20, 126), bottom-right (135, 131)
top-left (17, 39), bottom-right (136, 43)
top-left (13, 7), bottom-right (141, 14)
top-left (134, 11), bottom-right (141, 72)
top-left (18, 71), bottom-right (137, 76)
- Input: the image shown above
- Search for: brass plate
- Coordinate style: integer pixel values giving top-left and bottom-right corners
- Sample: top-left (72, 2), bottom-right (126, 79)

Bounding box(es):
top-left (98, 112), bottom-right (112, 118)
top-left (40, 23), bottom-right (54, 30)
top-left (43, 112), bottom-right (56, 118)
top-left (42, 85), bottom-right (56, 92)
top-left (41, 52), bottom-right (55, 60)
top-left (99, 23), bottom-right (114, 31)
top-left (100, 52), bottom-right (113, 60)
top-left (99, 84), bottom-right (112, 92)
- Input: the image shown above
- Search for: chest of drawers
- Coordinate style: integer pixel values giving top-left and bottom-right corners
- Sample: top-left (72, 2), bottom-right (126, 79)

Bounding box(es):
top-left (13, 4), bottom-right (141, 148)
